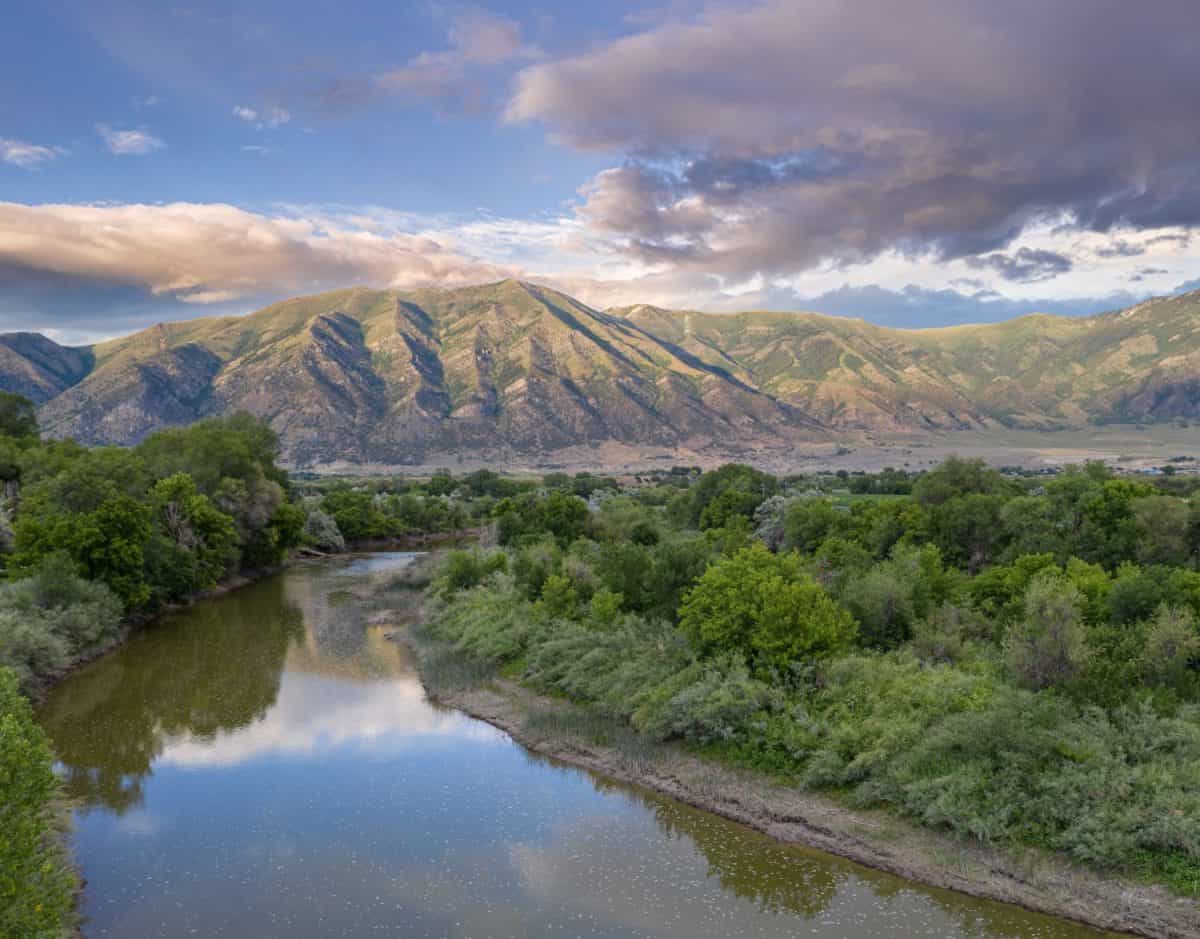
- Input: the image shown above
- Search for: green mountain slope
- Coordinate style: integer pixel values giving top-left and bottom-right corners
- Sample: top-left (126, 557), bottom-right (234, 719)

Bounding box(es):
top-left (616, 289), bottom-right (1200, 432)
top-left (7, 281), bottom-right (1199, 464)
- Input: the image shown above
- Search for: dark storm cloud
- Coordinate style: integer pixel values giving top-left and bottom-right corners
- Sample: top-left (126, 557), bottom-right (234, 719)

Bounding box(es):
top-left (509, 0), bottom-right (1200, 279)
top-left (965, 248), bottom-right (1073, 283)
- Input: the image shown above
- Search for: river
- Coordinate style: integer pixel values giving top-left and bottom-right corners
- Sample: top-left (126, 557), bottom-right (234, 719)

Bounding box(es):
top-left (38, 553), bottom-right (1119, 938)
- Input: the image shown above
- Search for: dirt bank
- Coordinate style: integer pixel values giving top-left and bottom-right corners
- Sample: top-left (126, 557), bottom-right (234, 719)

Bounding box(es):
top-left (395, 628), bottom-right (1199, 939)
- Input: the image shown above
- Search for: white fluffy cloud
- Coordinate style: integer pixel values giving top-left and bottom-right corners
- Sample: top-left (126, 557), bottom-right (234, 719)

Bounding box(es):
top-left (233, 105), bottom-right (291, 128)
top-left (0, 201), bottom-right (514, 307)
top-left (0, 138), bottom-right (65, 169)
top-left (96, 124), bottom-right (165, 155)
top-left (378, 8), bottom-right (538, 108)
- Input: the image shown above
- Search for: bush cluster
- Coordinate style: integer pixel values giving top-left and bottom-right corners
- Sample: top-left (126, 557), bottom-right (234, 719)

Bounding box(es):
top-left (420, 457), bottom-right (1200, 893)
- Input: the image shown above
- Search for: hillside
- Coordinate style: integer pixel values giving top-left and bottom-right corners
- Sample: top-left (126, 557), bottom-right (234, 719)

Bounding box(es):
top-left (5, 281), bottom-right (1198, 465)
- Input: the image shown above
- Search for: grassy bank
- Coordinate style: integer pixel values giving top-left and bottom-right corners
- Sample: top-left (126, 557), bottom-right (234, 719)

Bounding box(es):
top-left (392, 609), bottom-right (1197, 939)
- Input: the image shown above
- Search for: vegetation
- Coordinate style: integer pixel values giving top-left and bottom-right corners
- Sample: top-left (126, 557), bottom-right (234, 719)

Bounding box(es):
top-left (0, 668), bottom-right (75, 937)
top-left (418, 457), bottom-right (1200, 895)
top-left (0, 410), bottom-right (311, 693)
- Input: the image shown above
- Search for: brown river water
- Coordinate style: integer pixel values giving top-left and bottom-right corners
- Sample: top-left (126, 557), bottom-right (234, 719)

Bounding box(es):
top-left (38, 553), bottom-right (1120, 938)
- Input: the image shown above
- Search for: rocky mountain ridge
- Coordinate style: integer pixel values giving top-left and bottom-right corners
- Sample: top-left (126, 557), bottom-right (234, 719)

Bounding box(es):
top-left (6, 280), bottom-right (1198, 465)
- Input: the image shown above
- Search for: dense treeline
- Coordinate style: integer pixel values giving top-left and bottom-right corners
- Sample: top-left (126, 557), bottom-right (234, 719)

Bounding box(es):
top-left (299, 467), bottom-right (617, 545)
top-left (420, 458), bottom-right (1200, 894)
top-left (0, 404), bottom-right (308, 692)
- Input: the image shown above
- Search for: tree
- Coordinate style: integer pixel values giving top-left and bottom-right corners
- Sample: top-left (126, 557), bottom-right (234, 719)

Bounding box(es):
top-left (1005, 574), bottom-right (1090, 690)
top-left (927, 493), bottom-right (1007, 573)
top-left (12, 494), bottom-right (153, 608)
top-left (1073, 477), bottom-right (1153, 569)
top-left (912, 456), bottom-right (1009, 507)
top-left (679, 544), bottom-right (855, 672)
top-left (783, 498), bottom-right (849, 553)
top-left (136, 413), bottom-right (287, 496)
top-left (842, 566), bottom-right (914, 649)
top-left (321, 488), bottom-right (388, 541)
top-left (303, 508), bottom-right (345, 553)
top-left (1133, 495), bottom-right (1193, 568)
top-left (1140, 606), bottom-right (1200, 696)
top-left (150, 473), bottom-right (239, 593)
top-left (0, 392), bottom-right (38, 441)
top-left (999, 495), bottom-right (1066, 563)
top-left (685, 464), bottom-right (777, 530)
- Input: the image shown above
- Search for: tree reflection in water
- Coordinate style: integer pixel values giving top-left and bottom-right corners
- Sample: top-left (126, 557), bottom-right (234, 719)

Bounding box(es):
top-left (584, 775), bottom-right (843, 919)
top-left (37, 577), bottom-right (303, 813)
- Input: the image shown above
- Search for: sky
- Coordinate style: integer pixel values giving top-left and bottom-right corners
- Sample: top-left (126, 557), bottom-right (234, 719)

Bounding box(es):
top-left (2, 0), bottom-right (1199, 344)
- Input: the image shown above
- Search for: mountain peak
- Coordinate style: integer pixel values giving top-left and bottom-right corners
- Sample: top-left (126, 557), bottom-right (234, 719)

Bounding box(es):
top-left (9, 284), bottom-right (1199, 465)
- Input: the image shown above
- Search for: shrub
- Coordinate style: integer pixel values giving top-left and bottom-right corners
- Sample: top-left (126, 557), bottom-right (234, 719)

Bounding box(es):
top-left (429, 576), bottom-right (539, 664)
top-left (0, 668), bottom-right (76, 937)
top-left (1005, 574), bottom-right (1090, 690)
top-left (632, 653), bottom-right (782, 744)
top-left (0, 555), bottom-right (123, 691)
top-left (303, 508), bottom-right (345, 553)
top-left (432, 548), bottom-right (508, 599)
top-left (910, 603), bottom-right (990, 665)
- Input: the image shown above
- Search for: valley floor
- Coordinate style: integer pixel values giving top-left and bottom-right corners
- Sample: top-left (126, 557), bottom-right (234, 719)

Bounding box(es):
top-left (302, 424), bottom-right (1200, 478)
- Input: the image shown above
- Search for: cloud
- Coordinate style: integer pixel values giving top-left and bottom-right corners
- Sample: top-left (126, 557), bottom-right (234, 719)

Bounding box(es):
top-left (965, 247), bottom-right (1073, 283)
top-left (1094, 239), bottom-right (1146, 259)
top-left (378, 8), bottom-right (538, 109)
top-left (0, 201), bottom-right (514, 324)
top-left (233, 105), bottom-right (291, 128)
top-left (96, 124), bottom-right (164, 155)
top-left (0, 138), bottom-right (65, 170)
top-left (508, 0), bottom-right (1200, 283)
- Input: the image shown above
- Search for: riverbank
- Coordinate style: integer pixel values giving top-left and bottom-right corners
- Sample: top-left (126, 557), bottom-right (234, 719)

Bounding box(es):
top-left (28, 532), bottom-right (477, 702)
top-left (25, 566), bottom-right (283, 705)
top-left (391, 621), bottom-right (1199, 939)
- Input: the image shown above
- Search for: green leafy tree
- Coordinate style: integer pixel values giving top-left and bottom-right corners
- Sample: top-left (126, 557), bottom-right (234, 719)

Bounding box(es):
top-left (679, 544), bottom-right (855, 672)
top-left (783, 498), bottom-right (851, 553)
top-left (927, 493), bottom-right (1008, 573)
top-left (150, 473), bottom-right (239, 595)
top-left (686, 464), bottom-right (777, 530)
top-left (1133, 495), bottom-right (1194, 568)
top-left (0, 392), bottom-right (38, 441)
top-left (13, 494), bottom-right (153, 608)
top-left (321, 488), bottom-right (389, 541)
top-left (911, 456), bottom-right (1009, 507)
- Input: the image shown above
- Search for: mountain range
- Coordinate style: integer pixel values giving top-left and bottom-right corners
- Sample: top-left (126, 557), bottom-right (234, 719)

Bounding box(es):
top-left (4, 280), bottom-right (1197, 466)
